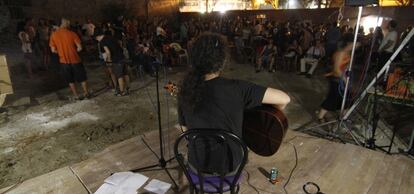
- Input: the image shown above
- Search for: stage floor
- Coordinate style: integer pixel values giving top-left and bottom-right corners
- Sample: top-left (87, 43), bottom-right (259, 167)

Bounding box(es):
top-left (1, 127), bottom-right (413, 194)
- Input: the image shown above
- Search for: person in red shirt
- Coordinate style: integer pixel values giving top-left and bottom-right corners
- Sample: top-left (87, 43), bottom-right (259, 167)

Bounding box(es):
top-left (50, 18), bottom-right (91, 100)
top-left (317, 34), bottom-right (355, 122)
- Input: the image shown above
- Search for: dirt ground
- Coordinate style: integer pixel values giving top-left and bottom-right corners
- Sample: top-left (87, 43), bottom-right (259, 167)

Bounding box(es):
top-left (1, 46), bottom-right (412, 189)
top-left (0, 47), bottom-right (186, 188)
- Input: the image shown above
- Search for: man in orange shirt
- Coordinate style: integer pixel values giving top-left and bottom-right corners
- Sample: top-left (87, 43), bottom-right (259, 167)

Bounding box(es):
top-left (50, 18), bottom-right (91, 100)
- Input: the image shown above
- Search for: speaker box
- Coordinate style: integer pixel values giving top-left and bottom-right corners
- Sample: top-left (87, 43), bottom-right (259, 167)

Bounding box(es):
top-left (345, 0), bottom-right (379, 6)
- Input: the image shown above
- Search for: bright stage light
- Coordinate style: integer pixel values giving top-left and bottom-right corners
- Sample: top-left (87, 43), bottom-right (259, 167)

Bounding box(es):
top-left (361, 15), bottom-right (383, 35)
top-left (217, 5), bottom-right (228, 13)
top-left (215, 1), bottom-right (231, 14)
top-left (287, 0), bottom-right (297, 9)
top-left (180, 0), bottom-right (250, 13)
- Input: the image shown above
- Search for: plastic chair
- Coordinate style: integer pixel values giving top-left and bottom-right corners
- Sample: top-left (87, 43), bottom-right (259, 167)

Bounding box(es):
top-left (178, 49), bottom-right (189, 66)
top-left (174, 129), bottom-right (248, 194)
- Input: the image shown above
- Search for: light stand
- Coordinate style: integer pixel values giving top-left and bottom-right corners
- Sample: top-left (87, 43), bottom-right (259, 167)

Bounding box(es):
top-left (343, 28), bottom-right (414, 119)
top-left (334, 6), bottom-right (364, 145)
top-left (368, 70), bottom-right (413, 153)
top-left (300, 6), bottom-right (364, 145)
top-left (301, 5), bottom-right (414, 153)
top-left (131, 63), bottom-right (179, 191)
top-left (341, 28), bottom-right (414, 150)
top-left (364, 72), bottom-right (380, 149)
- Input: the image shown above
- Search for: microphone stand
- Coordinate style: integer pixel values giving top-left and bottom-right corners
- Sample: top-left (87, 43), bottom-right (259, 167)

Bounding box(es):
top-left (130, 63), bottom-right (178, 191)
top-left (365, 69), bottom-right (380, 149)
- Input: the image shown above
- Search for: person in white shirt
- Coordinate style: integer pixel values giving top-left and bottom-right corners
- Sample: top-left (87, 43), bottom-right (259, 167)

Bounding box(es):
top-left (378, 20), bottom-right (398, 67)
top-left (18, 27), bottom-right (33, 78)
top-left (82, 19), bottom-right (95, 37)
top-left (299, 39), bottom-right (325, 78)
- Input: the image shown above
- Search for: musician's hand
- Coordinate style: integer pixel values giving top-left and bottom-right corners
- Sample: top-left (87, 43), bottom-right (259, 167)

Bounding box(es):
top-left (178, 125), bottom-right (188, 133)
top-left (262, 88), bottom-right (291, 110)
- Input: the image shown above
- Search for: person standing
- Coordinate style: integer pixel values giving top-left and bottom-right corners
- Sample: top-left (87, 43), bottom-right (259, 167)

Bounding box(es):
top-left (49, 18), bottom-right (91, 100)
top-left (325, 22), bottom-right (341, 61)
top-left (300, 23), bottom-right (314, 53)
top-left (38, 18), bottom-right (51, 70)
top-left (98, 31), bottom-right (117, 93)
top-left (82, 19), bottom-right (95, 38)
top-left (18, 26), bottom-right (34, 78)
top-left (378, 20), bottom-right (398, 67)
top-left (317, 34), bottom-right (355, 122)
top-left (95, 28), bottom-right (130, 96)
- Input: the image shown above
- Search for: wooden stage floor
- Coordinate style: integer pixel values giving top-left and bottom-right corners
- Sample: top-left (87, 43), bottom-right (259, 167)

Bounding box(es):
top-left (1, 128), bottom-right (413, 194)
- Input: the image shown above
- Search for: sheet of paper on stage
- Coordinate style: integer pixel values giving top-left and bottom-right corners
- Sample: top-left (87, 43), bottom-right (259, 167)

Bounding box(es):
top-left (94, 172), bottom-right (149, 194)
top-left (95, 183), bottom-right (116, 194)
top-left (144, 179), bottom-right (171, 194)
top-left (105, 172), bottom-right (132, 185)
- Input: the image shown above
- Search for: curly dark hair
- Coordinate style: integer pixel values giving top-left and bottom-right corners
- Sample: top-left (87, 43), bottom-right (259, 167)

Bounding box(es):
top-left (178, 33), bottom-right (228, 113)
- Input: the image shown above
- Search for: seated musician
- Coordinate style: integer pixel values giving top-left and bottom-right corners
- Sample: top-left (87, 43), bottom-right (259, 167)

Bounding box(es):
top-left (177, 33), bottom-right (290, 174)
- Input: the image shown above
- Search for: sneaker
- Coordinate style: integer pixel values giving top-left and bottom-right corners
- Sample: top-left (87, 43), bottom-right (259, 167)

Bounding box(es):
top-left (115, 91), bottom-right (129, 97)
top-left (306, 73), bottom-right (312, 78)
top-left (298, 72), bottom-right (307, 76)
top-left (255, 69), bottom-right (261, 73)
top-left (114, 89), bottom-right (121, 96)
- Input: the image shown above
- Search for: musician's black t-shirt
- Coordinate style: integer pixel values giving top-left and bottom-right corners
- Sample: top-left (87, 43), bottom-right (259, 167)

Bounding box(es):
top-left (178, 77), bottom-right (266, 174)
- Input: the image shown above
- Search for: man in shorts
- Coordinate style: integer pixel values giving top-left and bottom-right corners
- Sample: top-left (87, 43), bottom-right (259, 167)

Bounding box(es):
top-left (94, 28), bottom-right (130, 96)
top-left (50, 18), bottom-right (91, 100)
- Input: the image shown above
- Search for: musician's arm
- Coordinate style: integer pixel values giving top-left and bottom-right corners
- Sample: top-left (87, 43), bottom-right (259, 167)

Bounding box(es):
top-left (262, 88), bottom-right (291, 110)
top-left (177, 106), bottom-right (188, 133)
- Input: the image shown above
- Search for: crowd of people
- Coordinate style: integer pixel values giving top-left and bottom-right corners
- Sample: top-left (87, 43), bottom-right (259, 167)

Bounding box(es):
top-left (16, 14), bottom-right (413, 102)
